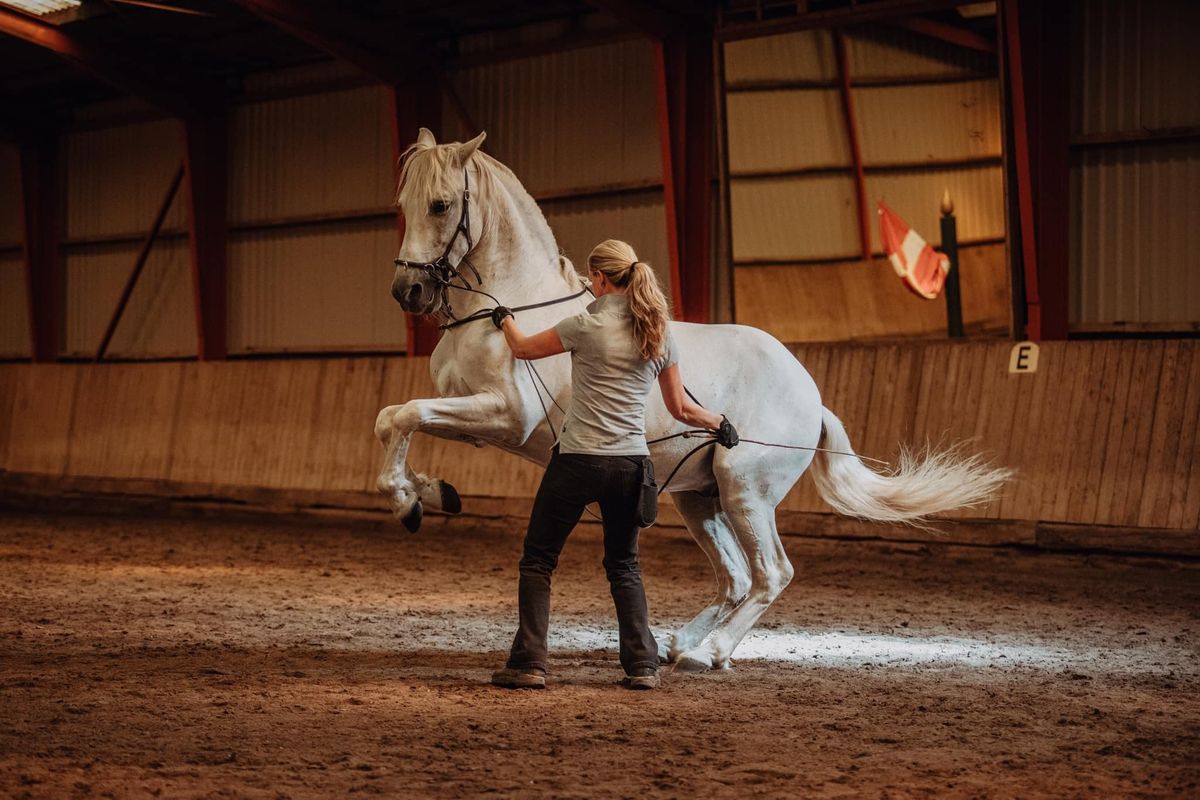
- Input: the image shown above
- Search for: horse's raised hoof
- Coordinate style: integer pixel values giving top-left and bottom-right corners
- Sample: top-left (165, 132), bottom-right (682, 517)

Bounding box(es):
top-left (402, 501), bottom-right (424, 533)
top-left (673, 651), bottom-right (713, 673)
top-left (439, 480), bottom-right (462, 515)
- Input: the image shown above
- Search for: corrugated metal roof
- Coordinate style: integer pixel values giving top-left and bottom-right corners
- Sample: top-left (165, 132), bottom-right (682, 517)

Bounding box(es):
top-left (1073, 0), bottom-right (1200, 136)
top-left (846, 26), bottom-right (994, 81)
top-left (723, 29), bottom-right (835, 84)
top-left (855, 79), bottom-right (1002, 164)
top-left (450, 38), bottom-right (661, 196)
top-left (731, 174), bottom-right (860, 261)
top-left (1071, 141), bottom-right (1200, 326)
top-left (64, 120), bottom-right (186, 239)
top-left (866, 165), bottom-right (1004, 251)
top-left (0, 145), bottom-right (22, 246)
top-left (542, 191), bottom-right (670, 301)
top-left (228, 219), bottom-right (406, 354)
top-left (63, 240), bottom-right (195, 358)
top-left (726, 89), bottom-right (849, 172)
top-left (229, 85), bottom-right (396, 224)
top-left (0, 254), bottom-right (29, 358)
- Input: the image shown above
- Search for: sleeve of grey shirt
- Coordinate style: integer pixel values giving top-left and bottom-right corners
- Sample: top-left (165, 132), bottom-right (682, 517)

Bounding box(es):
top-left (554, 313), bottom-right (588, 351)
top-left (657, 330), bottom-right (679, 374)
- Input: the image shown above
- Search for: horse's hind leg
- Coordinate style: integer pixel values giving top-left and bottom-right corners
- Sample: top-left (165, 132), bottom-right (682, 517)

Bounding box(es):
top-left (659, 491), bottom-right (751, 663)
top-left (675, 485), bottom-right (793, 672)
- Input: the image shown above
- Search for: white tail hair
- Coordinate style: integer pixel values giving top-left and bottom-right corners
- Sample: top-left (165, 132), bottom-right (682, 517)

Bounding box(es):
top-left (809, 407), bottom-right (1011, 525)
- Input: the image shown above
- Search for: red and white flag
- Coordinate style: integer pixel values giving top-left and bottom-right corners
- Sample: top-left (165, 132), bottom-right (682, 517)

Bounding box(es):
top-left (877, 201), bottom-right (950, 300)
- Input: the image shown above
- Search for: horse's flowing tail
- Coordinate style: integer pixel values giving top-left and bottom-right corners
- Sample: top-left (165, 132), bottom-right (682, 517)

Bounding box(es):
top-left (809, 407), bottom-right (1011, 524)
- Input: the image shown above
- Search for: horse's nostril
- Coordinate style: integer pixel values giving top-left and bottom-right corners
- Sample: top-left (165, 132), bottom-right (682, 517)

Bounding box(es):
top-left (406, 284), bottom-right (423, 306)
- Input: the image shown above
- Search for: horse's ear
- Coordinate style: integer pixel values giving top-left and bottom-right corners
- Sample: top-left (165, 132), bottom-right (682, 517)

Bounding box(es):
top-left (455, 131), bottom-right (487, 166)
top-left (416, 127), bottom-right (437, 148)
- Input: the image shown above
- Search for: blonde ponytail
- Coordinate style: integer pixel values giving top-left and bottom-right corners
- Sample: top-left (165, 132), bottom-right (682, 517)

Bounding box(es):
top-left (587, 239), bottom-right (670, 360)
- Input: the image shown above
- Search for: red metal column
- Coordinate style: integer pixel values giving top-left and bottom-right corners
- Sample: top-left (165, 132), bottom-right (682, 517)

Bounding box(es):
top-left (833, 31), bottom-right (872, 260)
top-left (18, 134), bottom-right (62, 362)
top-left (655, 32), bottom-right (715, 323)
top-left (181, 114), bottom-right (228, 360)
top-left (391, 79), bottom-right (445, 356)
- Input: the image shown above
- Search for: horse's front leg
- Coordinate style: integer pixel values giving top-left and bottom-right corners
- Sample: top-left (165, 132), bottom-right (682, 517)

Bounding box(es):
top-left (374, 391), bottom-right (520, 530)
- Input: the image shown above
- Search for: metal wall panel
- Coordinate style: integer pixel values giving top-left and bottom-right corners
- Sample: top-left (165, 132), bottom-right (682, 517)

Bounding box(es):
top-left (63, 239), bottom-right (195, 358)
top-left (228, 219), bottom-right (406, 353)
top-left (0, 254), bottom-right (30, 358)
top-left (846, 26), bottom-right (993, 80)
top-left (1071, 141), bottom-right (1200, 326)
top-left (726, 89), bottom-right (849, 172)
top-left (451, 39), bottom-right (662, 196)
top-left (542, 192), bottom-right (671, 301)
top-left (0, 145), bottom-right (20, 245)
top-left (855, 79), bottom-right (1002, 163)
top-left (1073, 0), bottom-right (1200, 136)
top-left (64, 119), bottom-right (185, 239)
top-left (866, 166), bottom-right (1004, 252)
top-left (731, 175), bottom-right (861, 261)
top-left (229, 85), bottom-right (395, 224)
top-left (241, 59), bottom-right (365, 95)
top-left (723, 29), bottom-right (835, 84)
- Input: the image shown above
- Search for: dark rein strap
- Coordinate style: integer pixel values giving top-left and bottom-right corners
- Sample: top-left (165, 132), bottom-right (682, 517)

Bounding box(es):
top-left (439, 283), bottom-right (591, 331)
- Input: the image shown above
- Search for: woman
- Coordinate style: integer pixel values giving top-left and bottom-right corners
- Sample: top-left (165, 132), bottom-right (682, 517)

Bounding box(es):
top-left (488, 239), bottom-right (738, 691)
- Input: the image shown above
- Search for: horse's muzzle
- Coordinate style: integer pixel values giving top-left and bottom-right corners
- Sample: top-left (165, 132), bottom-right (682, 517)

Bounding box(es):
top-left (391, 273), bottom-right (439, 315)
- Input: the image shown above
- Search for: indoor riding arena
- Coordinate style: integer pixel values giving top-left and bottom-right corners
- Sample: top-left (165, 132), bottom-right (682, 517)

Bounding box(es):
top-left (1, 1), bottom-right (1197, 798)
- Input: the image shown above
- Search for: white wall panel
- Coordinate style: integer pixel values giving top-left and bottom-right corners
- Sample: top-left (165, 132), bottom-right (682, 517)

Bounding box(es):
top-left (724, 30), bottom-right (835, 84)
top-left (856, 80), bottom-right (1002, 163)
top-left (1071, 142), bottom-right (1200, 326)
top-left (731, 175), bottom-right (860, 262)
top-left (0, 254), bottom-right (30, 358)
top-left (65, 120), bottom-right (185, 239)
top-left (0, 145), bottom-right (20, 245)
top-left (229, 85), bottom-right (395, 223)
top-left (451, 39), bottom-right (661, 196)
top-left (542, 192), bottom-right (671, 302)
top-left (727, 90), bottom-right (849, 172)
top-left (63, 239), bottom-right (195, 358)
top-left (228, 219), bottom-right (406, 353)
top-left (866, 166), bottom-right (1004, 252)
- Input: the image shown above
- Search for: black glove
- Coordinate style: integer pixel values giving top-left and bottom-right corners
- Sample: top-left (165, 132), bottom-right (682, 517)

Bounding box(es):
top-left (716, 415), bottom-right (739, 448)
top-left (490, 306), bottom-right (514, 329)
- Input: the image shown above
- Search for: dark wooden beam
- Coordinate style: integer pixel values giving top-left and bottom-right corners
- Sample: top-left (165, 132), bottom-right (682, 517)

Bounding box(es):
top-left (894, 16), bottom-right (997, 53)
top-left (181, 115), bottom-right (228, 360)
top-left (390, 82), bottom-right (444, 356)
top-left (718, 0), bottom-right (973, 41)
top-left (586, 0), bottom-right (683, 39)
top-left (0, 6), bottom-right (219, 117)
top-left (655, 31), bottom-right (715, 322)
top-left (18, 133), bottom-right (62, 362)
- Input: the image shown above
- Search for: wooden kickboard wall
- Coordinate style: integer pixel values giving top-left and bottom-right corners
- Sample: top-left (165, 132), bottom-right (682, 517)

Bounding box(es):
top-left (0, 340), bottom-right (1197, 534)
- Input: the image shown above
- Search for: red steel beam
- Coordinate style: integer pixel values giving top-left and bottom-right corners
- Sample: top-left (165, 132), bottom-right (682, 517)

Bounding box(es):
top-left (181, 115), bottom-right (228, 360)
top-left (18, 135), bottom-right (61, 362)
top-left (894, 16), bottom-right (996, 53)
top-left (718, 0), bottom-right (976, 41)
top-left (833, 31), bottom-right (872, 260)
top-left (95, 163), bottom-right (185, 362)
top-left (654, 33), bottom-right (714, 322)
top-left (0, 6), bottom-right (217, 117)
top-left (586, 0), bottom-right (681, 39)
top-left (391, 81), bottom-right (445, 356)
top-left (999, 0), bottom-right (1041, 341)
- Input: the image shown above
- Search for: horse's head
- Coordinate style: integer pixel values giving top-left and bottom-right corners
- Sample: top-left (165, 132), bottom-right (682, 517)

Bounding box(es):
top-left (390, 128), bottom-right (488, 315)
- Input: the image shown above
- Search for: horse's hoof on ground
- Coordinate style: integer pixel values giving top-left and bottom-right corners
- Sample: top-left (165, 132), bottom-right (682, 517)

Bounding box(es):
top-left (439, 481), bottom-right (462, 515)
top-left (673, 652), bottom-right (712, 673)
top-left (656, 636), bottom-right (674, 664)
top-left (402, 501), bottom-right (423, 533)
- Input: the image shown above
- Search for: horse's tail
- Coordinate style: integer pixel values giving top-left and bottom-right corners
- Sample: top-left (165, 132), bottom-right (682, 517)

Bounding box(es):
top-left (809, 407), bottom-right (1011, 525)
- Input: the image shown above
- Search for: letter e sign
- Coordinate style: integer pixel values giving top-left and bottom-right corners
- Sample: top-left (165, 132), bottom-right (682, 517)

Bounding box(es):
top-left (1009, 342), bottom-right (1039, 374)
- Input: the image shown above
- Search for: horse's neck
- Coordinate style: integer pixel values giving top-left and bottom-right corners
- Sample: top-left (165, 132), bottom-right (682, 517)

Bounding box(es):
top-left (451, 178), bottom-right (583, 321)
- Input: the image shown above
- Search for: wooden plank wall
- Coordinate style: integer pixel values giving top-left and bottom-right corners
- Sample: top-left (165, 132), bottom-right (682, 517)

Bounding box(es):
top-left (1, 340), bottom-right (1197, 533)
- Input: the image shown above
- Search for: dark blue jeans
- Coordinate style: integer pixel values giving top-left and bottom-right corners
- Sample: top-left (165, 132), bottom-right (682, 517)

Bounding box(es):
top-left (506, 450), bottom-right (658, 675)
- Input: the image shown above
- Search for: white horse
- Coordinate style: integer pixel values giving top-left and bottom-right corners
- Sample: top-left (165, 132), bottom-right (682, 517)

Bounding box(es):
top-left (375, 129), bottom-right (1008, 671)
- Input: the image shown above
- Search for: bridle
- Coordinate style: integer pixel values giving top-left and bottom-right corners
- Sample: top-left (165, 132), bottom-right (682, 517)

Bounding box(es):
top-left (392, 165), bottom-right (589, 330)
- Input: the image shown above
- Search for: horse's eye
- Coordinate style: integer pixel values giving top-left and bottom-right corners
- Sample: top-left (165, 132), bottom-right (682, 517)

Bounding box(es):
top-left (430, 199), bottom-right (450, 216)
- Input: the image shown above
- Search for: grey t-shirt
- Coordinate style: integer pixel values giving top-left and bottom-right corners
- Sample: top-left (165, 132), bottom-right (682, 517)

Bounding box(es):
top-left (553, 293), bottom-right (678, 456)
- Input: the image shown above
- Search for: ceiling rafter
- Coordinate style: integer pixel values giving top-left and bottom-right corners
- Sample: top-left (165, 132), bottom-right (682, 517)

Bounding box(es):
top-left (584, 0), bottom-right (690, 40)
top-left (0, 5), bottom-right (221, 117)
top-left (894, 15), bottom-right (996, 53)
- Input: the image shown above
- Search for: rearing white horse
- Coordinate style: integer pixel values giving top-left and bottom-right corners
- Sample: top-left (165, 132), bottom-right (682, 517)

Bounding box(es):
top-left (375, 129), bottom-right (1008, 671)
